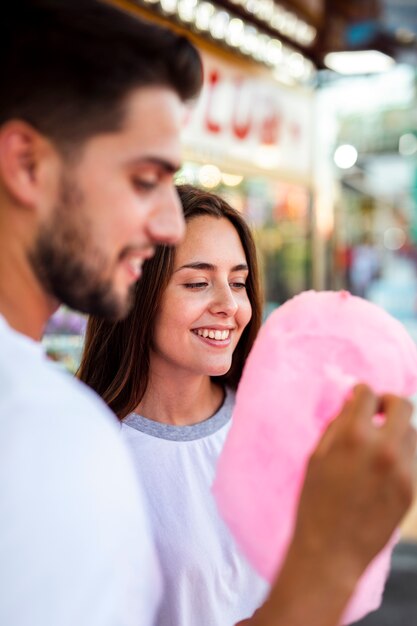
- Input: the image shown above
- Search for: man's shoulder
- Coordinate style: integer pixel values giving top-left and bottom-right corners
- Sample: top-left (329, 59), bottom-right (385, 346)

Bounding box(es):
top-left (0, 336), bottom-right (115, 428)
top-left (0, 340), bottom-right (125, 490)
top-left (0, 341), bottom-right (144, 538)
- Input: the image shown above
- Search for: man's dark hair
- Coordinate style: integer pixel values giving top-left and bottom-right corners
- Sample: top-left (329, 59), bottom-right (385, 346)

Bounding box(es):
top-left (1, 0), bottom-right (203, 150)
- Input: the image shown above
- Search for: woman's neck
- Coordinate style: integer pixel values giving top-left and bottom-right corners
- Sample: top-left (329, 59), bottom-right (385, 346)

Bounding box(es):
top-left (135, 373), bottom-right (224, 426)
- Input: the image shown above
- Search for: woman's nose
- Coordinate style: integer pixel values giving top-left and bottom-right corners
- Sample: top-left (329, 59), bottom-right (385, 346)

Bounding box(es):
top-left (210, 285), bottom-right (238, 317)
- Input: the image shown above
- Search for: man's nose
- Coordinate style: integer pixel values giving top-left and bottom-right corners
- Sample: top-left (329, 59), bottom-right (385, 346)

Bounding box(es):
top-left (147, 185), bottom-right (185, 246)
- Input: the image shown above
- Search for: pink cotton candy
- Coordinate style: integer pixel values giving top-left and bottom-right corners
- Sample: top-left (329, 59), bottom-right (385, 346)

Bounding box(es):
top-left (213, 290), bottom-right (417, 624)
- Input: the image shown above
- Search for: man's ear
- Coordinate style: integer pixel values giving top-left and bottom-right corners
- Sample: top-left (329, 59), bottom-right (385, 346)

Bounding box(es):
top-left (0, 120), bottom-right (57, 209)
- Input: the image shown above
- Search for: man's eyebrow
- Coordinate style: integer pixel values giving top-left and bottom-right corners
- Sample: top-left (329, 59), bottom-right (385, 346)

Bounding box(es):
top-left (128, 156), bottom-right (181, 174)
top-left (175, 262), bottom-right (249, 273)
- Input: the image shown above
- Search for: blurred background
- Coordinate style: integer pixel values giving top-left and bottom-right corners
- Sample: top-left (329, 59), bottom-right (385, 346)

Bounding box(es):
top-left (43, 2), bottom-right (417, 620)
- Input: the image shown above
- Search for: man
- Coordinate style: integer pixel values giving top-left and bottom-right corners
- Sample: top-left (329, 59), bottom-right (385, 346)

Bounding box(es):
top-left (0, 2), bottom-right (415, 626)
top-left (0, 2), bottom-right (201, 624)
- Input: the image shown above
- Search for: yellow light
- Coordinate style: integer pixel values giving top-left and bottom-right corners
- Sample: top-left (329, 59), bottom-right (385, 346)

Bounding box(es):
top-left (221, 172), bottom-right (244, 187)
top-left (198, 164), bottom-right (222, 188)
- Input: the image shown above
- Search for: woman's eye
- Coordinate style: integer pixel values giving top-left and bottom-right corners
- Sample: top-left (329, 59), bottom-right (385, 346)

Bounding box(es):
top-left (184, 282), bottom-right (208, 289)
top-left (230, 282), bottom-right (247, 289)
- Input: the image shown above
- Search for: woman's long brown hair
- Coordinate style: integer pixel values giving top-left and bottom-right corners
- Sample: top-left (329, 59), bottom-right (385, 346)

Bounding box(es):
top-left (77, 184), bottom-right (263, 419)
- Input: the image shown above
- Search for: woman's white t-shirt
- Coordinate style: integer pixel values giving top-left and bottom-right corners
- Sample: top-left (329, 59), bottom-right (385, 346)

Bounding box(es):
top-left (122, 389), bottom-right (268, 626)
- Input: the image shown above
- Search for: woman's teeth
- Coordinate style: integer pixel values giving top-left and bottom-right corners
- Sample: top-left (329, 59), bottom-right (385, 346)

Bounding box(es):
top-left (195, 329), bottom-right (230, 340)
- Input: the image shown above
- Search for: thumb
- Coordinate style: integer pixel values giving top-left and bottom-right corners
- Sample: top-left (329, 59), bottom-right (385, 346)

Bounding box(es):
top-left (315, 384), bottom-right (378, 455)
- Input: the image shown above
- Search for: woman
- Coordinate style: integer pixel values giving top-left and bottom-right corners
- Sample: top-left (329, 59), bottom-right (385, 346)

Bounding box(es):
top-left (78, 184), bottom-right (268, 625)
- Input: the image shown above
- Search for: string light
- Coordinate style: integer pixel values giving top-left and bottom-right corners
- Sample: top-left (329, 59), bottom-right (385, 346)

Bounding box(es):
top-left (194, 2), bottom-right (215, 31)
top-left (226, 18), bottom-right (245, 47)
top-left (159, 0), bottom-right (177, 14)
top-left (209, 10), bottom-right (230, 39)
top-left (138, 0), bottom-right (316, 83)
top-left (178, 0), bottom-right (197, 22)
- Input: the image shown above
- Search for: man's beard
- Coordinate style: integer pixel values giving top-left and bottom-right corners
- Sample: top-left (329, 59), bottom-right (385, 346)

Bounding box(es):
top-left (29, 175), bottom-right (135, 321)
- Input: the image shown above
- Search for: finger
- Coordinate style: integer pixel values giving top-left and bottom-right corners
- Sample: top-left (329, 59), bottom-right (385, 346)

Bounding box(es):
top-left (393, 426), bottom-right (417, 509)
top-left (400, 425), bottom-right (417, 466)
top-left (378, 394), bottom-right (414, 441)
top-left (342, 383), bottom-right (379, 430)
top-left (372, 416), bottom-right (416, 486)
top-left (317, 383), bottom-right (378, 453)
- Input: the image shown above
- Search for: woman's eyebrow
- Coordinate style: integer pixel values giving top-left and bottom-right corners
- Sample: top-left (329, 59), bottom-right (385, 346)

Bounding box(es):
top-left (175, 262), bottom-right (249, 273)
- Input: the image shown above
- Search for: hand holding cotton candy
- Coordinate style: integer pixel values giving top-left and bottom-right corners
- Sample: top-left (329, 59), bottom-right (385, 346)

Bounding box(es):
top-left (213, 290), bottom-right (417, 624)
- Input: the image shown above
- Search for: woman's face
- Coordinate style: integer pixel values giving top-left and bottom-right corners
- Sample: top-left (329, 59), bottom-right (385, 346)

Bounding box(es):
top-left (151, 215), bottom-right (252, 379)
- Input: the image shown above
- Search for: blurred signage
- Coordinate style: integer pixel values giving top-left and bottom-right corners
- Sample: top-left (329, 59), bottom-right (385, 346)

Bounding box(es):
top-left (182, 52), bottom-right (313, 179)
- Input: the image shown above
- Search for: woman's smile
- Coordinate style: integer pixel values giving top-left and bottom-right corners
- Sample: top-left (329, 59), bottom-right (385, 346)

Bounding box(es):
top-left (191, 327), bottom-right (233, 347)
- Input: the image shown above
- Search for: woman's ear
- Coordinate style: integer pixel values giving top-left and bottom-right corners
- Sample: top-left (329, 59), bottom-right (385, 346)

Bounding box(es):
top-left (0, 120), bottom-right (58, 210)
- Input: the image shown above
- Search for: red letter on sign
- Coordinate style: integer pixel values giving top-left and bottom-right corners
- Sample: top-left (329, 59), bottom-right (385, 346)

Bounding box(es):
top-left (260, 98), bottom-right (281, 145)
top-left (205, 69), bottom-right (222, 134)
top-left (232, 78), bottom-right (253, 140)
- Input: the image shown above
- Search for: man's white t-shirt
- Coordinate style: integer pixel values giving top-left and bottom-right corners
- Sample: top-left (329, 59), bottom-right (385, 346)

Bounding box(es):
top-left (0, 315), bottom-right (161, 626)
